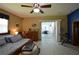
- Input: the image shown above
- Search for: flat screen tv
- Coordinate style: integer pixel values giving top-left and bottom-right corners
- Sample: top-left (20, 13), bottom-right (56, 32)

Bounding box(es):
top-left (0, 18), bottom-right (8, 34)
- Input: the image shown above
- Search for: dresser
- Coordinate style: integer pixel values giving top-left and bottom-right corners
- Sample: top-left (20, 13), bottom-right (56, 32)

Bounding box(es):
top-left (26, 31), bottom-right (39, 41)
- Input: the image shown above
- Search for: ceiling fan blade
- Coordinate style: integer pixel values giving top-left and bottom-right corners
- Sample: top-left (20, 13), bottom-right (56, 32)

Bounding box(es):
top-left (40, 9), bottom-right (44, 13)
top-left (30, 10), bottom-right (33, 13)
top-left (40, 4), bottom-right (51, 8)
top-left (21, 5), bottom-right (32, 7)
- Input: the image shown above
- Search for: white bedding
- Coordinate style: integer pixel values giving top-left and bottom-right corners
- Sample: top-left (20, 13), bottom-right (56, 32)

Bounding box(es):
top-left (0, 38), bottom-right (29, 55)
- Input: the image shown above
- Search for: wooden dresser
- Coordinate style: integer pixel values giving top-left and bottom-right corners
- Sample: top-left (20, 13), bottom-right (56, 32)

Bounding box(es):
top-left (26, 31), bottom-right (39, 41)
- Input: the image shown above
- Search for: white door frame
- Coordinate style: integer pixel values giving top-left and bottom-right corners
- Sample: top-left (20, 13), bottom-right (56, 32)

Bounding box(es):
top-left (40, 19), bottom-right (62, 41)
top-left (55, 20), bottom-right (61, 42)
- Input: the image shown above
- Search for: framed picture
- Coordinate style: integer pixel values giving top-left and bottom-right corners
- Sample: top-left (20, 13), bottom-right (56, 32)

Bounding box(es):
top-left (32, 24), bottom-right (36, 27)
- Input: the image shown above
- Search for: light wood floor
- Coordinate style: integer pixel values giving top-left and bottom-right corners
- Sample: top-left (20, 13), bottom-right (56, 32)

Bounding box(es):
top-left (34, 33), bottom-right (79, 55)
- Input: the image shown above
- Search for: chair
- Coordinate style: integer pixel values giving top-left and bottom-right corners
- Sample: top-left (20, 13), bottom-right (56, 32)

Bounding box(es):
top-left (21, 40), bottom-right (40, 55)
top-left (60, 33), bottom-right (69, 45)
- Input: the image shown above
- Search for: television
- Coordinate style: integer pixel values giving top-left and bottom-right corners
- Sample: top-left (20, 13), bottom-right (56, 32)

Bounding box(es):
top-left (0, 13), bottom-right (9, 34)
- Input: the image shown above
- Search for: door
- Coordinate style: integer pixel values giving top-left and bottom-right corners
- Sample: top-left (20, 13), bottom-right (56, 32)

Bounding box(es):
top-left (73, 22), bottom-right (79, 46)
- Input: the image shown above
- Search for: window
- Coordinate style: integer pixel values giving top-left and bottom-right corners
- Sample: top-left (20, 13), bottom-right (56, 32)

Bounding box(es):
top-left (0, 18), bottom-right (8, 34)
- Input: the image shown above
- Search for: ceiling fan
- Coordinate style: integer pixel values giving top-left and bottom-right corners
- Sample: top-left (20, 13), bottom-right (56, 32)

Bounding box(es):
top-left (21, 3), bottom-right (51, 14)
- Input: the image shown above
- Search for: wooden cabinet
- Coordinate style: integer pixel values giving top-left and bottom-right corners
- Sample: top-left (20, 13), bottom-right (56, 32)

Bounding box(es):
top-left (26, 31), bottom-right (39, 41)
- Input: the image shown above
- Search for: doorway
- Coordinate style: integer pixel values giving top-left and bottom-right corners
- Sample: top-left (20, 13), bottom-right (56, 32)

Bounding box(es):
top-left (41, 22), bottom-right (56, 40)
top-left (73, 22), bottom-right (79, 46)
top-left (41, 20), bottom-right (61, 42)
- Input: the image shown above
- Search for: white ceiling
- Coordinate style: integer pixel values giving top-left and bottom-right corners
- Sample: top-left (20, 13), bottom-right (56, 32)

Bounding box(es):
top-left (0, 3), bottom-right (79, 18)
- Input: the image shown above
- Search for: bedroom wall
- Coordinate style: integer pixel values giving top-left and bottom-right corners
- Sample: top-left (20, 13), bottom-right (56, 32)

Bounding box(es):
top-left (22, 16), bottom-right (68, 34)
top-left (0, 8), bottom-right (68, 37)
top-left (68, 8), bottom-right (79, 41)
top-left (0, 9), bottom-right (22, 34)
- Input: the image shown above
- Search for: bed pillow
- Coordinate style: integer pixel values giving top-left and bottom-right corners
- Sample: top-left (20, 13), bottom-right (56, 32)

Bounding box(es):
top-left (0, 38), bottom-right (6, 46)
top-left (17, 34), bottom-right (22, 39)
top-left (10, 34), bottom-right (22, 43)
top-left (5, 37), bottom-right (12, 43)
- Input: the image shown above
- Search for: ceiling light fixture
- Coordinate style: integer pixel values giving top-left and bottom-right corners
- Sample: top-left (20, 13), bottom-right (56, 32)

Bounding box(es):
top-left (33, 8), bottom-right (40, 13)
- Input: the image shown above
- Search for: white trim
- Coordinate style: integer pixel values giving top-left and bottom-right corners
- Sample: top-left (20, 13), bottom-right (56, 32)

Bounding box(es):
top-left (56, 21), bottom-right (61, 42)
top-left (40, 19), bottom-right (62, 22)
